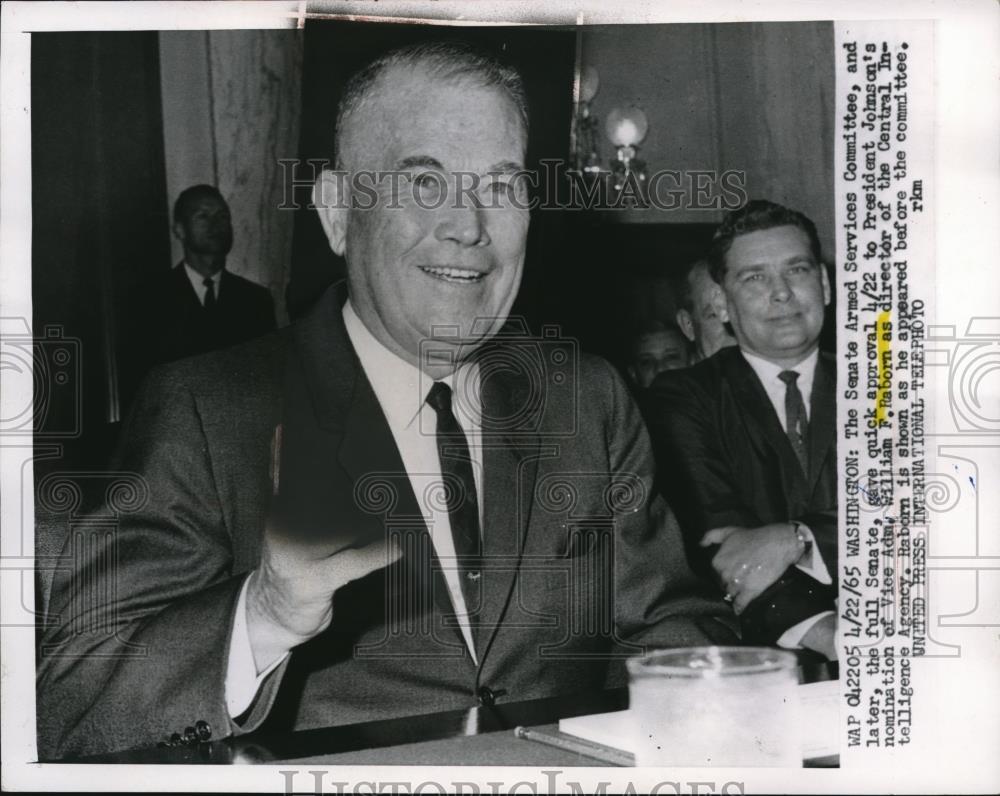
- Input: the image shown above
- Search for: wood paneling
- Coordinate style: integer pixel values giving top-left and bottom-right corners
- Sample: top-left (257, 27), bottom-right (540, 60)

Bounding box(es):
top-left (712, 22), bottom-right (835, 258)
top-left (578, 21), bottom-right (835, 258)
top-left (159, 30), bottom-right (304, 324)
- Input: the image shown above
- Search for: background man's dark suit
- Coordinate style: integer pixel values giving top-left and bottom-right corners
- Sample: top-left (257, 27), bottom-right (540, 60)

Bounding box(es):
top-left (38, 284), bottom-right (734, 760)
top-left (646, 345), bottom-right (837, 643)
top-left (146, 263), bottom-right (276, 365)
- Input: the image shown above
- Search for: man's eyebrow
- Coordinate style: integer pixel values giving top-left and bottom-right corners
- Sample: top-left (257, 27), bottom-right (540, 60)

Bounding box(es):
top-left (487, 160), bottom-right (525, 174)
top-left (394, 155), bottom-right (444, 170)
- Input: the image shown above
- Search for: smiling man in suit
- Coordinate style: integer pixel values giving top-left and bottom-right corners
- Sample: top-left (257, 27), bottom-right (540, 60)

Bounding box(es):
top-left (647, 200), bottom-right (837, 660)
top-left (37, 41), bottom-right (733, 760)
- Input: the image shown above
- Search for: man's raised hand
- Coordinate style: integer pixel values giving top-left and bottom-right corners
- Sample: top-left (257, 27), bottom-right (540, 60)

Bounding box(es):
top-left (246, 527), bottom-right (402, 672)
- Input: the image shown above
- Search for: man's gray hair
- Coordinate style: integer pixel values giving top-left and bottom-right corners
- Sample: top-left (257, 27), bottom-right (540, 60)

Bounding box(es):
top-left (334, 40), bottom-right (530, 168)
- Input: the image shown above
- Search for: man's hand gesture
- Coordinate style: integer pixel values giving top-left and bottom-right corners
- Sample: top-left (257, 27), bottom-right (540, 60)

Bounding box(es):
top-left (246, 526), bottom-right (402, 672)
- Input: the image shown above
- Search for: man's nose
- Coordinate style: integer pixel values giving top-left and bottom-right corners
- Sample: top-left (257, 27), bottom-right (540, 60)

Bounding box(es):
top-left (769, 275), bottom-right (792, 301)
top-left (434, 201), bottom-right (490, 247)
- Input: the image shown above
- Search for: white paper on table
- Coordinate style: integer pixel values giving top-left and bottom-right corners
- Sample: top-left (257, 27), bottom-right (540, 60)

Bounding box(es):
top-left (559, 679), bottom-right (840, 759)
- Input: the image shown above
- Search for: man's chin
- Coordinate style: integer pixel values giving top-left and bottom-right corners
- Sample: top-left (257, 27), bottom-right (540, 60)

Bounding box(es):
top-left (418, 333), bottom-right (488, 367)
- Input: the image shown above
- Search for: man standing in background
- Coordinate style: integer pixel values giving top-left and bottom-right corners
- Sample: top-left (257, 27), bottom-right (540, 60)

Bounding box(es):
top-left (146, 184), bottom-right (276, 365)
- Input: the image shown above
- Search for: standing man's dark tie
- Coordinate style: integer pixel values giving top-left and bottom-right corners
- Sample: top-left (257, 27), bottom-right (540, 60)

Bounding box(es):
top-left (203, 276), bottom-right (217, 312)
top-left (779, 369), bottom-right (809, 474)
top-left (425, 381), bottom-right (482, 629)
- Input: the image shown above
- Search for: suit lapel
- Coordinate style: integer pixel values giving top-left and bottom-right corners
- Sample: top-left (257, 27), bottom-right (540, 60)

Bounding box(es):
top-left (727, 349), bottom-right (809, 492)
top-left (472, 342), bottom-right (543, 660)
top-left (283, 284), bottom-right (424, 545)
top-left (172, 262), bottom-right (204, 313)
top-left (806, 354), bottom-right (836, 496)
top-left (287, 285), bottom-right (465, 647)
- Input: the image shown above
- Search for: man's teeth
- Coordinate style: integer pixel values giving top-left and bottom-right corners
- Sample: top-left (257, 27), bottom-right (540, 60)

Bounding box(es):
top-left (419, 266), bottom-right (483, 282)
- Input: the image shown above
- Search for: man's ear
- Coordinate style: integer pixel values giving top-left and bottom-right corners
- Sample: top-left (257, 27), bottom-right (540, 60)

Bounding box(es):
top-left (821, 263), bottom-right (832, 306)
top-left (314, 170), bottom-right (349, 256)
top-left (712, 282), bottom-right (731, 324)
top-left (676, 309), bottom-right (696, 343)
top-left (171, 221), bottom-right (185, 243)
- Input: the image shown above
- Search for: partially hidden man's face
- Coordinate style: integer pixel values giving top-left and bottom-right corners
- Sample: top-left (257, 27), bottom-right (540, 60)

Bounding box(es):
top-left (317, 67), bottom-right (530, 373)
top-left (717, 225), bottom-right (830, 366)
top-left (628, 330), bottom-right (691, 389)
top-left (678, 265), bottom-right (736, 361)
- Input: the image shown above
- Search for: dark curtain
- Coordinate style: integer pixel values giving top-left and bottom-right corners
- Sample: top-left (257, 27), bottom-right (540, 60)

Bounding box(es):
top-left (31, 32), bottom-right (171, 486)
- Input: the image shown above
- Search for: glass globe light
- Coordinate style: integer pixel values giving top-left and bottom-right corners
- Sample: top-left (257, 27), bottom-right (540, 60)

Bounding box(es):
top-left (605, 106), bottom-right (649, 147)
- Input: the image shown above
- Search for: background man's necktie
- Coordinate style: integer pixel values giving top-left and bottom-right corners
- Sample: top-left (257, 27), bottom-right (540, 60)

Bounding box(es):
top-left (425, 381), bottom-right (482, 628)
top-left (203, 276), bottom-right (216, 311)
top-left (779, 369), bottom-right (809, 474)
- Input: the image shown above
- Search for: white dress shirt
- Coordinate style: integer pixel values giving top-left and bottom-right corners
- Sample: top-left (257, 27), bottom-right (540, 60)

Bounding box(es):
top-left (741, 348), bottom-right (818, 432)
top-left (740, 348), bottom-right (834, 649)
top-left (225, 300), bottom-right (483, 717)
top-left (183, 262), bottom-right (221, 305)
top-left (341, 300), bottom-right (483, 661)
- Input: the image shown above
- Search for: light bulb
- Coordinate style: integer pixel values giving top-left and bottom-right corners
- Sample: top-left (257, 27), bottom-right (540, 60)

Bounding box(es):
top-left (605, 106), bottom-right (649, 147)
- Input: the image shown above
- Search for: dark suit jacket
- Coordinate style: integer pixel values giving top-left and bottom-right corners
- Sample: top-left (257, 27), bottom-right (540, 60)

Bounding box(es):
top-left (146, 263), bottom-right (276, 365)
top-left (645, 346), bottom-right (837, 643)
top-left (37, 284), bottom-right (735, 760)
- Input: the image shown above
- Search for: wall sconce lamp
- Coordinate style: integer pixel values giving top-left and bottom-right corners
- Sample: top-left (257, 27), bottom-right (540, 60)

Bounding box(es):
top-left (605, 105), bottom-right (649, 194)
top-left (572, 65), bottom-right (603, 176)
top-left (571, 66), bottom-right (651, 206)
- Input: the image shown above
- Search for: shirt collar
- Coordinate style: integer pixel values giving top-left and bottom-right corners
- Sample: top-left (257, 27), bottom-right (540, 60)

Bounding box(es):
top-left (741, 346), bottom-right (819, 390)
top-left (183, 262), bottom-right (222, 291)
top-left (342, 300), bottom-right (478, 431)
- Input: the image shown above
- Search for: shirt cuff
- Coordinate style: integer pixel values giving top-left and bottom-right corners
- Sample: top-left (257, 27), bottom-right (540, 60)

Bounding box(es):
top-left (776, 610), bottom-right (836, 650)
top-left (226, 574), bottom-right (289, 719)
top-left (793, 523), bottom-right (832, 585)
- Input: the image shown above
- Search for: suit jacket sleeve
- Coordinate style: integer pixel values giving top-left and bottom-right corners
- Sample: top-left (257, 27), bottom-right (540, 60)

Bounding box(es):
top-left (36, 366), bottom-right (285, 760)
top-left (645, 371), bottom-right (761, 578)
top-left (646, 367), bottom-right (836, 644)
top-left (592, 359), bottom-right (738, 672)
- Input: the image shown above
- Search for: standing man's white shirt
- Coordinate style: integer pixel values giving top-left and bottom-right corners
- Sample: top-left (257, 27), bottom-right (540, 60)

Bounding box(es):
top-left (183, 262), bottom-right (221, 305)
top-left (225, 300), bottom-right (483, 716)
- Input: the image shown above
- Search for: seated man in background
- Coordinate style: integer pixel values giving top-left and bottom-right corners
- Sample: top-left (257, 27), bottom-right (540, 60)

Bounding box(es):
top-left (37, 41), bottom-right (734, 760)
top-left (674, 258), bottom-right (737, 363)
top-left (625, 319), bottom-right (691, 392)
top-left (646, 200), bottom-right (837, 659)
